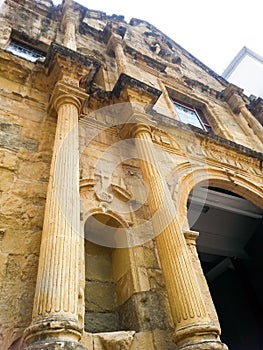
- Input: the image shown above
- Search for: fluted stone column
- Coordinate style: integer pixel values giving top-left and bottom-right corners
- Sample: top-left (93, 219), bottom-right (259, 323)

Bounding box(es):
top-left (107, 34), bottom-right (127, 75)
top-left (184, 231), bottom-right (221, 332)
top-left (62, 0), bottom-right (78, 51)
top-left (131, 114), bottom-right (227, 349)
top-left (23, 83), bottom-right (88, 349)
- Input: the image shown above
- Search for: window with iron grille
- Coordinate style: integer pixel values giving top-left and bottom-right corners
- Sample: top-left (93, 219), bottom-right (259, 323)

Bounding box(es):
top-left (6, 40), bottom-right (46, 62)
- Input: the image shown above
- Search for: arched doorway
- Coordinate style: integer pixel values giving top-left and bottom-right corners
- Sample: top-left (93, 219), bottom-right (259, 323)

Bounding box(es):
top-left (187, 184), bottom-right (263, 349)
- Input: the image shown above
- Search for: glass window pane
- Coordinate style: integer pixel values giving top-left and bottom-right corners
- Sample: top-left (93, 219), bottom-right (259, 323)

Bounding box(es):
top-left (174, 103), bottom-right (204, 129)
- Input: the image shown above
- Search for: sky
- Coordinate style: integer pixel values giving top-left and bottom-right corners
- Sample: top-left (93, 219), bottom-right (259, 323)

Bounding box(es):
top-left (50, 0), bottom-right (262, 76)
top-left (1, 0), bottom-right (262, 75)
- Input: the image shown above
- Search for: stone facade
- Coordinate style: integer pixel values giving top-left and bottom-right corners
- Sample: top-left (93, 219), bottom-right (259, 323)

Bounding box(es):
top-left (0, 1), bottom-right (263, 350)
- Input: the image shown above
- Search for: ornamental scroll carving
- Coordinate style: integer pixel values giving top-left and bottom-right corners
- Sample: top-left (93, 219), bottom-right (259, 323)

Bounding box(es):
top-left (201, 139), bottom-right (263, 177)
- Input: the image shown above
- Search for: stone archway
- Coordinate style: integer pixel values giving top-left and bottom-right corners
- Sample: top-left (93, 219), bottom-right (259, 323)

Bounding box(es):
top-left (179, 171), bottom-right (263, 349)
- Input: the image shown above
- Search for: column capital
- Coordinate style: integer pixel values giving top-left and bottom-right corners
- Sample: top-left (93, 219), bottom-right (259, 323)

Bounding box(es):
top-left (222, 84), bottom-right (244, 114)
top-left (132, 122), bottom-right (152, 138)
top-left (48, 81), bottom-right (88, 116)
top-left (107, 33), bottom-right (124, 55)
top-left (184, 230), bottom-right (199, 246)
top-left (120, 110), bottom-right (156, 139)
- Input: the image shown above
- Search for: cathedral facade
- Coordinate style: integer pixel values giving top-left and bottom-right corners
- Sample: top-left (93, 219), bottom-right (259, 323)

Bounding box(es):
top-left (0, 1), bottom-right (263, 349)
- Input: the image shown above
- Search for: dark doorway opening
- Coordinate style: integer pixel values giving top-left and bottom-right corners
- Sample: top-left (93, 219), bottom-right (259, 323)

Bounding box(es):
top-left (188, 186), bottom-right (263, 350)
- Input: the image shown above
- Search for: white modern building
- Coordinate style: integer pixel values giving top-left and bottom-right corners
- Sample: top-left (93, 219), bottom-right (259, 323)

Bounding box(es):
top-left (222, 46), bottom-right (263, 99)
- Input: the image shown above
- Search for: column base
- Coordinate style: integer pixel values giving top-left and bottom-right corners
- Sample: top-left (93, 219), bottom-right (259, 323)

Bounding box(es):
top-left (23, 315), bottom-right (82, 349)
top-left (174, 323), bottom-right (228, 350)
top-left (22, 340), bottom-right (88, 350)
top-left (177, 339), bottom-right (228, 350)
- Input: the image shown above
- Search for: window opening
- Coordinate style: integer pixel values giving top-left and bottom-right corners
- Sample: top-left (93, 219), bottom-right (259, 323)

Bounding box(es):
top-left (173, 101), bottom-right (212, 132)
top-left (6, 40), bottom-right (46, 62)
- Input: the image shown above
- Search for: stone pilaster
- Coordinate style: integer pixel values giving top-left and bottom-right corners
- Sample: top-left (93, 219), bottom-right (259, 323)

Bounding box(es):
top-left (107, 34), bottom-right (127, 75)
top-left (23, 82), bottom-right (88, 349)
top-left (130, 112), bottom-right (227, 349)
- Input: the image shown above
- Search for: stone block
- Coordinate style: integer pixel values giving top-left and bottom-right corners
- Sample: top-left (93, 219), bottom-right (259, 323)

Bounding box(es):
top-left (92, 336), bottom-right (103, 350)
top-left (112, 248), bottom-right (131, 282)
top-left (85, 254), bottom-right (113, 282)
top-left (115, 265), bottom-right (151, 307)
top-left (80, 332), bottom-right (93, 350)
top-left (6, 254), bottom-right (24, 281)
top-left (152, 329), bottom-right (175, 350)
top-left (0, 168), bottom-right (14, 192)
top-left (0, 252), bottom-right (8, 278)
top-left (118, 291), bottom-right (167, 332)
top-left (98, 331), bottom-right (136, 350)
top-left (0, 121), bottom-right (39, 152)
top-left (147, 268), bottom-right (165, 290)
top-left (20, 254), bottom-right (39, 281)
top-left (0, 149), bottom-right (18, 171)
top-left (115, 270), bottom-right (133, 306)
top-left (130, 246), bottom-right (144, 267)
top-left (84, 312), bottom-right (119, 333)
top-left (85, 280), bottom-right (116, 312)
top-left (17, 160), bottom-right (49, 181)
top-left (143, 245), bottom-right (160, 269)
top-left (132, 266), bottom-right (150, 293)
top-left (1, 229), bottom-right (41, 255)
top-left (130, 331), bottom-right (155, 350)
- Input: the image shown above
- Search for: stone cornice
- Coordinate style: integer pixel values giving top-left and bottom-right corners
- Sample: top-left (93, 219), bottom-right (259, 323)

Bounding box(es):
top-left (112, 73), bottom-right (162, 103)
top-left (44, 42), bottom-right (101, 69)
top-left (44, 42), bottom-right (101, 83)
top-left (150, 111), bottom-right (263, 164)
top-left (125, 45), bottom-right (167, 73)
top-left (88, 73), bottom-right (162, 110)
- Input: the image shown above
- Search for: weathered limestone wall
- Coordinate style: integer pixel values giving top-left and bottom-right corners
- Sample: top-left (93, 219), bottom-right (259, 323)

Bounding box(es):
top-left (0, 52), bottom-right (54, 348)
top-left (0, 1), bottom-right (263, 349)
top-left (0, 0), bottom-right (57, 50)
top-left (77, 9), bottom-right (263, 153)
